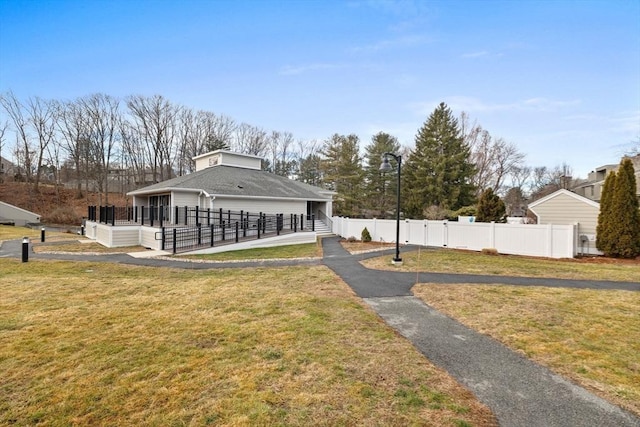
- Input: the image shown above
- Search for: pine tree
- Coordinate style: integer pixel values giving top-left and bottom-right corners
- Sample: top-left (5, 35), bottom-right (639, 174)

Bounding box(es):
top-left (403, 102), bottom-right (476, 218)
top-left (320, 134), bottom-right (364, 217)
top-left (608, 158), bottom-right (640, 257)
top-left (596, 170), bottom-right (616, 254)
top-left (476, 188), bottom-right (506, 222)
top-left (363, 132), bottom-right (401, 218)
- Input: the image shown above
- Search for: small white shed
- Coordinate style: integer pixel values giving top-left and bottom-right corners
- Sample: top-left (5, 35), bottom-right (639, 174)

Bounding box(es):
top-left (528, 189), bottom-right (601, 255)
top-left (0, 201), bottom-right (41, 226)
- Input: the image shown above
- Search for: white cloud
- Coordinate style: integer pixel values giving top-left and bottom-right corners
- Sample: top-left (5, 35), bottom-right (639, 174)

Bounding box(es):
top-left (348, 34), bottom-right (432, 54)
top-left (461, 50), bottom-right (490, 59)
top-left (409, 96), bottom-right (582, 116)
top-left (279, 63), bottom-right (346, 76)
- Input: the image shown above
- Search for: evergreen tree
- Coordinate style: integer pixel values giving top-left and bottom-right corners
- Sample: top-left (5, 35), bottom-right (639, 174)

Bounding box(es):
top-left (596, 170), bottom-right (616, 254)
top-left (608, 158), bottom-right (640, 257)
top-left (320, 134), bottom-right (364, 217)
top-left (363, 132), bottom-right (401, 218)
top-left (476, 188), bottom-right (506, 222)
top-left (403, 102), bottom-right (476, 218)
top-left (297, 153), bottom-right (323, 186)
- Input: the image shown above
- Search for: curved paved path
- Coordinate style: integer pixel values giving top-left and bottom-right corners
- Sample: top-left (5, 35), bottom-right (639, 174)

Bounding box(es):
top-left (2, 236), bottom-right (639, 426)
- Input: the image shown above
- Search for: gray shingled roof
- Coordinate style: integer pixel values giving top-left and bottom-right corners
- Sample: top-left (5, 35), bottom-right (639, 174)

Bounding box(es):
top-left (128, 165), bottom-right (332, 200)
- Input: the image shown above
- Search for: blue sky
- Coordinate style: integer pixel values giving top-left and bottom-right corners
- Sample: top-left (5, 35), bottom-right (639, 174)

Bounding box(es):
top-left (1, 0), bottom-right (638, 179)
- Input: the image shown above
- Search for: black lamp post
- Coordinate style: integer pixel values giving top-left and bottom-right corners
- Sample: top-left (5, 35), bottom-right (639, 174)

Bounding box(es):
top-left (380, 152), bottom-right (402, 264)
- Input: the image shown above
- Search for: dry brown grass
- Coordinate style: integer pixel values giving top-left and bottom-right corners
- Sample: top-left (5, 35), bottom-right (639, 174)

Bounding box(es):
top-left (413, 284), bottom-right (640, 416)
top-left (341, 240), bottom-right (397, 254)
top-left (363, 247), bottom-right (640, 282)
top-left (1, 259), bottom-right (496, 426)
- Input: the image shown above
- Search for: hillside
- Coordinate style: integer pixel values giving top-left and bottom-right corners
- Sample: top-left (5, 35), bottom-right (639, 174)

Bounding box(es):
top-left (0, 182), bottom-right (128, 225)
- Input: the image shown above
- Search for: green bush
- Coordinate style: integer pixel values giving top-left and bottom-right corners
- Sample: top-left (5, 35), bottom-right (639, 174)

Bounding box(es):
top-left (361, 227), bottom-right (372, 242)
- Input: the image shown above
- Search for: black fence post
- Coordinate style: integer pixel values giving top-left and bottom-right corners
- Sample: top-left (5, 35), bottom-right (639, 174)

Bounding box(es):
top-left (159, 206), bottom-right (164, 227)
top-left (262, 213), bottom-right (266, 234)
top-left (41, 227), bottom-right (45, 242)
top-left (141, 206), bottom-right (145, 225)
top-left (195, 206), bottom-right (200, 226)
top-left (161, 227), bottom-right (166, 250)
top-left (294, 214), bottom-right (297, 232)
top-left (207, 208), bottom-right (211, 226)
top-left (257, 218), bottom-right (261, 239)
top-left (198, 224), bottom-right (202, 245)
top-left (311, 214), bottom-right (315, 231)
top-left (300, 214), bottom-right (304, 231)
top-left (111, 206), bottom-right (116, 226)
top-left (277, 214), bottom-right (281, 236)
top-left (150, 206), bottom-right (155, 227)
top-left (235, 221), bottom-right (239, 242)
top-left (172, 228), bottom-right (177, 254)
top-left (219, 208), bottom-right (223, 225)
top-left (222, 221), bottom-right (226, 241)
top-left (210, 224), bottom-right (215, 247)
top-left (184, 206), bottom-right (188, 225)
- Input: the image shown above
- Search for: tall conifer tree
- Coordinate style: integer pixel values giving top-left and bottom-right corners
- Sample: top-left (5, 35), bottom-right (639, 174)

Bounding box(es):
top-left (403, 102), bottom-right (476, 218)
top-left (320, 134), bottom-right (363, 217)
top-left (596, 170), bottom-right (617, 254)
top-left (609, 158), bottom-right (640, 257)
top-left (363, 132), bottom-right (401, 218)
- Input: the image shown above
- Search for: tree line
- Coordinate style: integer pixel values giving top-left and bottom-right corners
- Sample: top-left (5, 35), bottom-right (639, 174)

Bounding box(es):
top-left (0, 92), bottom-right (575, 215)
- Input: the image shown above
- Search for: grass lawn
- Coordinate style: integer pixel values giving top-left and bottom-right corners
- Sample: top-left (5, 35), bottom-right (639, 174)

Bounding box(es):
top-left (178, 242), bottom-right (322, 261)
top-left (0, 225), bottom-right (80, 243)
top-left (0, 259), bottom-right (495, 426)
top-left (413, 284), bottom-right (640, 416)
top-left (362, 247), bottom-right (640, 282)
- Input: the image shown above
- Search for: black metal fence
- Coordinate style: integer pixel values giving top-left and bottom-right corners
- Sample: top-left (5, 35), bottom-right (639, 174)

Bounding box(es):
top-left (87, 205), bottom-right (315, 253)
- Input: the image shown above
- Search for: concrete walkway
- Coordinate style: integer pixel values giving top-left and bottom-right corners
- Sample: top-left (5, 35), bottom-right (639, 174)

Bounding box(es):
top-left (2, 236), bottom-right (639, 426)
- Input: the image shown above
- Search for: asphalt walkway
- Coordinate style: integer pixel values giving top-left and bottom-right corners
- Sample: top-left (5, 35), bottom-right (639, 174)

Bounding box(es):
top-left (2, 236), bottom-right (639, 426)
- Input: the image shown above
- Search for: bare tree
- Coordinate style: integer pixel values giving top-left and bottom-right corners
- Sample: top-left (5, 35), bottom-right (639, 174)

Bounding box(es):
top-left (81, 94), bottom-right (121, 205)
top-left (57, 99), bottom-right (91, 197)
top-left (0, 120), bottom-right (8, 183)
top-left (126, 95), bottom-right (181, 183)
top-left (0, 92), bottom-right (34, 184)
top-left (460, 112), bottom-right (525, 196)
top-left (25, 96), bottom-right (58, 192)
top-left (233, 123), bottom-right (267, 156)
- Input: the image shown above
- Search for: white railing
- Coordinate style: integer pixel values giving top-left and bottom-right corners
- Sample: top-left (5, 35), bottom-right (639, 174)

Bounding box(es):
top-left (332, 217), bottom-right (578, 259)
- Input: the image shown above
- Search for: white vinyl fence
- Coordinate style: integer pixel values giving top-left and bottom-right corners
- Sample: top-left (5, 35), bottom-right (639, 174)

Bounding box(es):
top-left (332, 217), bottom-right (578, 259)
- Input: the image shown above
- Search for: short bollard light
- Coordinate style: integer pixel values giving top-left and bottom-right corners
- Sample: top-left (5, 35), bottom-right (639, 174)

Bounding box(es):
top-left (41, 227), bottom-right (45, 242)
top-left (22, 237), bottom-right (29, 262)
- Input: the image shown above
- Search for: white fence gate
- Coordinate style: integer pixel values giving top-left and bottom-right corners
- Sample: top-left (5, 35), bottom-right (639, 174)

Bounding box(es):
top-left (332, 217), bottom-right (577, 259)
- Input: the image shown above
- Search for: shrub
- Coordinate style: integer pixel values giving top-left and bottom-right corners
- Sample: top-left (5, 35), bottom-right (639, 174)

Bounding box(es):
top-left (44, 206), bottom-right (82, 225)
top-left (476, 188), bottom-right (506, 222)
top-left (361, 227), bottom-right (372, 242)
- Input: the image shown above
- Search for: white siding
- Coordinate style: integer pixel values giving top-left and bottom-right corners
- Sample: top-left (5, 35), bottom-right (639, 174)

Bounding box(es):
top-left (172, 191), bottom-right (198, 207)
top-left (0, 201), bottom-right (40, 226)
top-left (213, 197), bottom-right (306, 215)
top-left (531, 192), bottom-right (599, 236)
top-left (140, 226), bottom-right (161, 249)
top-left (110, 226), bottom-right (141, 247)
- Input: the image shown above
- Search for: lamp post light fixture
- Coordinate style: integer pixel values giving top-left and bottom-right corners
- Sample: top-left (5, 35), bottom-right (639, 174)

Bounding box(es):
top-left (380, 152), bottom-right (402, 264)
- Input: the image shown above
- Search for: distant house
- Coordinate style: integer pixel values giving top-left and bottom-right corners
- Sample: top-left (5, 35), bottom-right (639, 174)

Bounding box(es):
top-left (128, 150), bottom-right (335, 221)
top-left (0, 155), bottom-right (18, 180)
top-left (528, 189), bottom-right (600, 255)
top-left (0, 201), bottom-right (40, 226)
top-left (573, 154), bottom-right (640, 203)
top-left (85, 150), bottom-right (334, 252)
